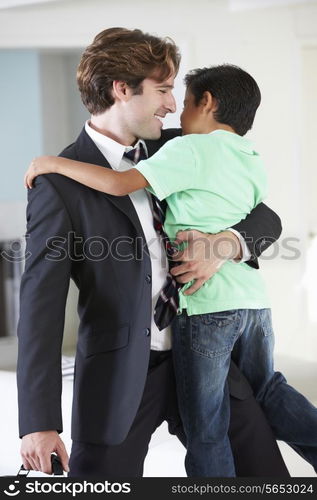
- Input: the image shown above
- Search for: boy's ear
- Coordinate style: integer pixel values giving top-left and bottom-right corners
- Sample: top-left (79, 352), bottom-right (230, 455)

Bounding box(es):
top-left (112, 80), bottom-right (133, 102)
top-left (201, 91), bottom-right (218, 113)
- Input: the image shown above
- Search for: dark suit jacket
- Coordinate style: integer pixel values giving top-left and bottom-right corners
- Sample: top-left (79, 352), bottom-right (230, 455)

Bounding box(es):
top-left (17, 127), bottom-right (282, 445)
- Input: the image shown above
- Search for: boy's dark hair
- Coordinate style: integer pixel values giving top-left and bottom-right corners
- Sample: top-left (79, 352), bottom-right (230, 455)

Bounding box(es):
top-left (184, 64), bottom-right (261, 136)
top-left (77, 27), bottom-right (181, 115)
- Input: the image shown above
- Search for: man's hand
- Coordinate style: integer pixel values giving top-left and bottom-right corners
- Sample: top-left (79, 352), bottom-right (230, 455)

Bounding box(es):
top-left (171, 229), bottom-right (241, 295)
top-left (21, 430), bottom-right (69, 474)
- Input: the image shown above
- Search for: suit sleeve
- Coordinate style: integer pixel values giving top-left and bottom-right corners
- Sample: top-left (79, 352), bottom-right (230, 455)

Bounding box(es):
top-left (17, 175), bottom-right (72, 438)
top-left (232, 202), bottom-right (282, 269)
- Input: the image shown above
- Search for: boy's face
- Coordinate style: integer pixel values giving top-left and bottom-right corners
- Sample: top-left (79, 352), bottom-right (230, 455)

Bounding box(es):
top-left (180, 89), bottom-right (204, 135)
top-left (124, 73), bottom-right (176, 142)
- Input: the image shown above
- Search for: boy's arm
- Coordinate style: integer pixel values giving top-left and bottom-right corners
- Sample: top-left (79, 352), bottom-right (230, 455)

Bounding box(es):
top-left (25, 136), bottom-right (194, 198)
top-left (24, 156), bottom-right (148, 195)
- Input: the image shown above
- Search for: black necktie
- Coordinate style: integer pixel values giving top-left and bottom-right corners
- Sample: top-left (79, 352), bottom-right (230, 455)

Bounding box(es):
top-left (123, 143), bottom-right (147, 163)
top-left (123, 144), bottom-right (181, 331)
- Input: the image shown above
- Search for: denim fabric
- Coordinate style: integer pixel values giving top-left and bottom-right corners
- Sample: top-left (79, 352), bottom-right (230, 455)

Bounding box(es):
top-left (172, 308), bottom-right (317, 477)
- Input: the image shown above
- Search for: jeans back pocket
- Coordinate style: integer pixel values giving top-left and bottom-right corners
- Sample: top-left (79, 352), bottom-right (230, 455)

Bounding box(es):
top-left (191, 310), bottom-right (240, 359)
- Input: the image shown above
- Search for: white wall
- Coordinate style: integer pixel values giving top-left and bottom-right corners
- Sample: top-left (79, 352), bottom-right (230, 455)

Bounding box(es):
top-left (1, 0), bottom-right (317, 361)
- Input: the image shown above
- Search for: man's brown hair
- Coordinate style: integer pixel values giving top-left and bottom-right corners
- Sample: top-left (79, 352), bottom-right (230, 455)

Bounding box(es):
top-left (77, 27), bottom-right (181, 115)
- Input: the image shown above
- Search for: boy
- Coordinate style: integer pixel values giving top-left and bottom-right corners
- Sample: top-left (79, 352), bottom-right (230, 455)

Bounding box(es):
top-left (24, 64), bottom-right (317, 477)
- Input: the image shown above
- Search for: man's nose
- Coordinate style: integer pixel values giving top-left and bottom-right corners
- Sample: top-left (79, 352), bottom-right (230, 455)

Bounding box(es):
top-left (165, 93), bottom-right (177, 114)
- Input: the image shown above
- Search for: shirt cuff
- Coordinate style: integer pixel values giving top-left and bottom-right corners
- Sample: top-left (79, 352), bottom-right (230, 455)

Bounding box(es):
top-left (227, 228), bottom-right (251, 263)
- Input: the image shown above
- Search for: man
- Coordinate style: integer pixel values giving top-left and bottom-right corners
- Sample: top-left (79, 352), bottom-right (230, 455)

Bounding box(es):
top-left (17, 27), bottom-right (289, 477)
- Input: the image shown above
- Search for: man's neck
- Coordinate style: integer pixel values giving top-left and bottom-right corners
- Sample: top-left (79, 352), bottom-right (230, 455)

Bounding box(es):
top-left (90, 112), bottom-right (137, 147)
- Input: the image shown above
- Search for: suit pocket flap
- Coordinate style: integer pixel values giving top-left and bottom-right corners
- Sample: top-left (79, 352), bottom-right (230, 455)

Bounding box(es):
top-left (83, 325), bottom-right (129, 357)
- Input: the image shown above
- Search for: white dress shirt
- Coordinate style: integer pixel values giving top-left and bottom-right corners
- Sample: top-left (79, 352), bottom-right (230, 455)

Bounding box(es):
top-left (85, 121), bottom-right (172, 350)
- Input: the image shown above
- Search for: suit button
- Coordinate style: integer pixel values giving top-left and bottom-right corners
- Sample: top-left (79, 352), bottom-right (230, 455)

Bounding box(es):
top-left (146, 274), bottom-right (152, 284)
top-left (144, 328), bottom-right (151, 336)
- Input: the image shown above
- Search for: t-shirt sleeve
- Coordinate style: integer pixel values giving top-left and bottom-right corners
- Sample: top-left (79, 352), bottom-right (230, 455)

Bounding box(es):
top-left (134, 136), bottom-right (196, 200)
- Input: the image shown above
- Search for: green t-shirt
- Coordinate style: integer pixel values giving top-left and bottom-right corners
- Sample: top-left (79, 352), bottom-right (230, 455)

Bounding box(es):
top-left (135, 130), bottom-right (270, 315)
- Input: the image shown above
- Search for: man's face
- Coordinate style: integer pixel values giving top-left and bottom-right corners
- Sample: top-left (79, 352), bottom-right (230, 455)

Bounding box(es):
top-left (124, 74), bottom-right (176, 141)
top-left (180, 89), bottom-right (203, 135)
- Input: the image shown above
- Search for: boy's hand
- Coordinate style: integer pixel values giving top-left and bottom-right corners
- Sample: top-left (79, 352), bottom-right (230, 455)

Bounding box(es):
top-left (171, 229), bottom-right (241, 295)
top-left (24, 156), bottom-right (56, 189)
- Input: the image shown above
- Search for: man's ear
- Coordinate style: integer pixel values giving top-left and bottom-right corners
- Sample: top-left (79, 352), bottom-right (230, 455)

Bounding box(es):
top-left (201, 91), bottom-right (218, 113)
top-left (112, 80), bottom-right (133, 102)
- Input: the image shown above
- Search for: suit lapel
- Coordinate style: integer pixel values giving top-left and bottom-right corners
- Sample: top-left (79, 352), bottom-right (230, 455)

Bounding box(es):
top-left (73, 128), bottom-right (147, 237)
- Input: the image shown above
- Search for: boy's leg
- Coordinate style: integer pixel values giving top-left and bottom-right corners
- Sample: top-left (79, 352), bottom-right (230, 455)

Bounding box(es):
top-left (232, 308), bottom-right (317, 473)
top-left (172, 310), bottom-right (239, 477)
top-left (167, 352), bottom-right (290, 477)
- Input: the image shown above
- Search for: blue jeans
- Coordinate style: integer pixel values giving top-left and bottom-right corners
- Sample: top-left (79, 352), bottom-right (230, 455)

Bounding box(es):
top-left (172, 309), bottom-right (317, 477)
